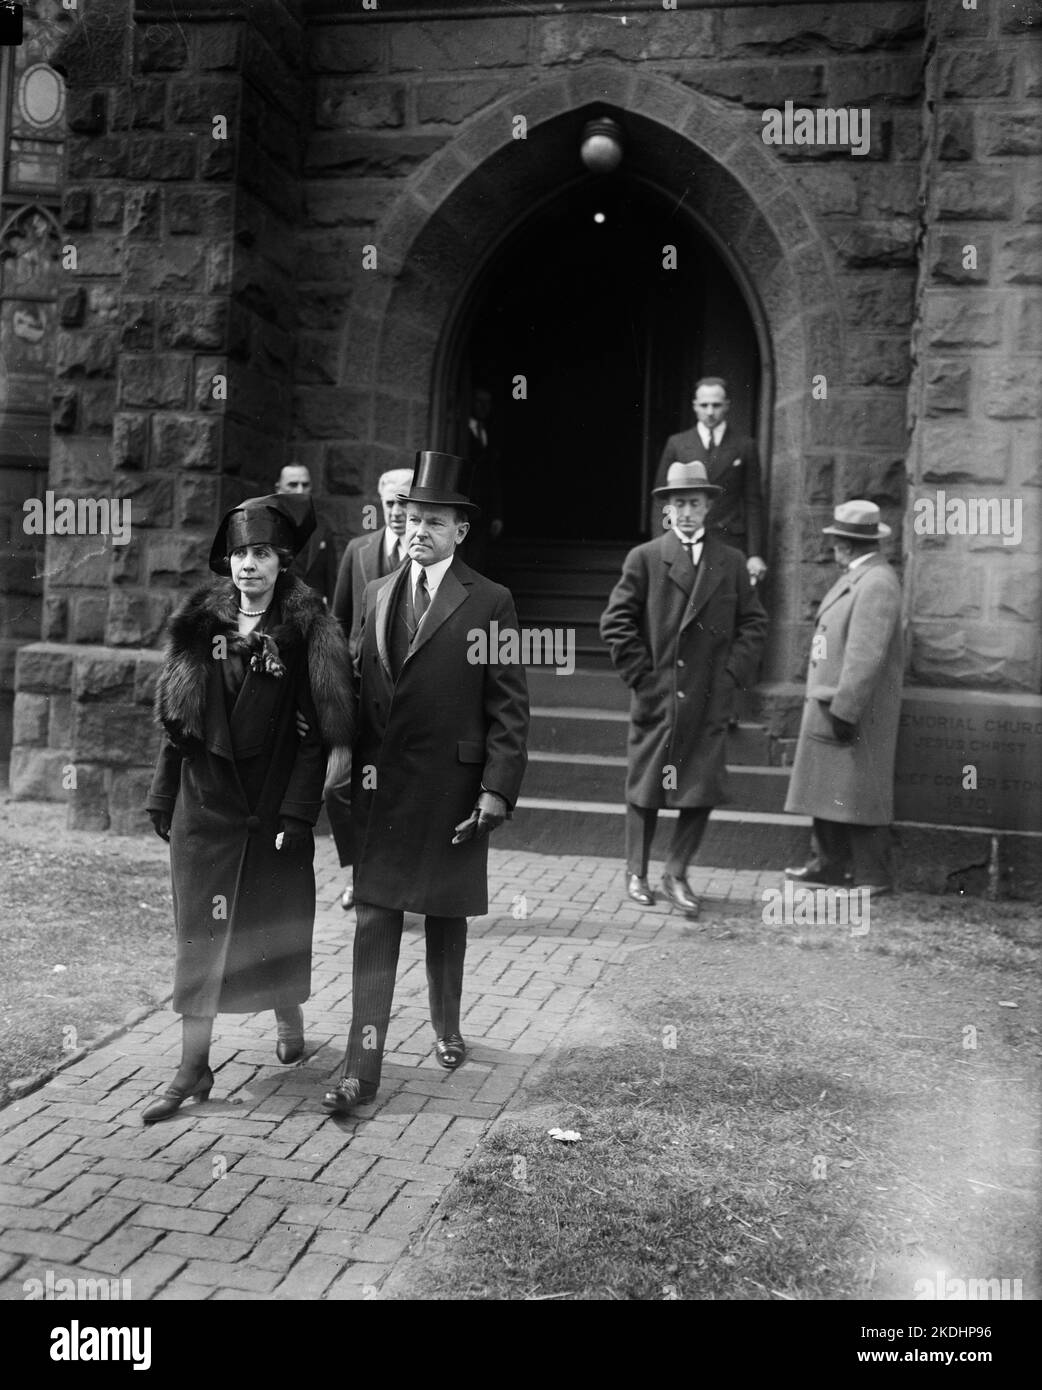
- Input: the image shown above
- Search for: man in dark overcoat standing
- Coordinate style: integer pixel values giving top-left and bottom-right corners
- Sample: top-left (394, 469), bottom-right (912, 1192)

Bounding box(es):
top-left (784, 501), bottom-right (904, 894)
top-left (326, 466), bottom-right (413, 911)
top-left (323, 451), bottom-right (529, 1117)
top-left (600, 461), bottom-right (768, 919)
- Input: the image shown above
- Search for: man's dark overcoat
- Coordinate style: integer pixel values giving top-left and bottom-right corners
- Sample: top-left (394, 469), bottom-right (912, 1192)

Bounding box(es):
top-left (351, 557), bottom-right (529, 917)
top-left (331, 527), bottom-right (401, 657)
top-left (600, 531), bottom-right (767, 809)
top-left (654, 424), bottom-right (765, 557)
top-left (146, 576), bottom-right (354, 1016)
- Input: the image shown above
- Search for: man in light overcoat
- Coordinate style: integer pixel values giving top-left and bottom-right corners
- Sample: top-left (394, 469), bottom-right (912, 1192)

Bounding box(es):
top-left (323, 451), bottom-right (529, 1118)
top-left (784, 500), bottom-right (904, 893)
top-left (600, 461), bottom-right (768, 919)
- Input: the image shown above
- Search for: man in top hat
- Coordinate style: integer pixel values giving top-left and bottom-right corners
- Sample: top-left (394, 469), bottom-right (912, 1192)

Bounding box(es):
top-left (600, 462), bottom-right (767, 918)
top-left (784, 501), bottom-right (904, 894)
top-left (654, 377), bottom-right (767, 587)
top-left (327, 466), bottom-right (413, 912)
top-left (323, 451), bottom-right (530, 1117)
top-left (274, 463), bottom-right (340, 605)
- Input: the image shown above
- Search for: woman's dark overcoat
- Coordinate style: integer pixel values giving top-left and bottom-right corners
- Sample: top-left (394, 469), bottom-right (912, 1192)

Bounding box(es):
top-left (146, 576), bottom-right (354, 1016)
top-left (600, 531), bottom-right (768, 808)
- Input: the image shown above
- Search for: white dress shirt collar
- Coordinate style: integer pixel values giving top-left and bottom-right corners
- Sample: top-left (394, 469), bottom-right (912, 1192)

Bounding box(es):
top-left (697, 421), bottom-right (726, 450)
top-left (385, 529), bottom-right (405, 565)
top-left (846, 550), bottom-right (876, 572)
top-left (411, 553), bottom-right (453, 599)
top-left (672, 525), bottom-right (706, 565)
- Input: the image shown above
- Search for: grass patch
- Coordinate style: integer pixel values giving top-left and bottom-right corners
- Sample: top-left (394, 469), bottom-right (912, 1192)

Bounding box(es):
top-left (0, 828), bottom-right (172, 1100)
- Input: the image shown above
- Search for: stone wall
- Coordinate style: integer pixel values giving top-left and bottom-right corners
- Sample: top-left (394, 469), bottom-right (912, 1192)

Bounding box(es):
top-left (905, 0), bottom-right (1042, 693)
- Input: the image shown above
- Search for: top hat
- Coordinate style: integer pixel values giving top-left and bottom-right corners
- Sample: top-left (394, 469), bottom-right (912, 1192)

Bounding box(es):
top-left (652, 460), bottom-right (723, 498)
top-left (822, 499), bottom-right (891, 540)
top-left (397, 450), bottom-right (480, 518)
top-left (208, 493), bottom-right (316, 575)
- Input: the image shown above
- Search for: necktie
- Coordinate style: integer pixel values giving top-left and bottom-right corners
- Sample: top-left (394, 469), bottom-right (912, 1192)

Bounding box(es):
top-left (414, 570), bottom-right (430, 623)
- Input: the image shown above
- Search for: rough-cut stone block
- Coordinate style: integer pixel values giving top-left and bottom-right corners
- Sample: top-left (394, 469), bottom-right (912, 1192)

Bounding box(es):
top-left (111, 79), bottom-right (166, 131)
top-left (979, 363), bottom-right (1040, 419)
top-left (66, 135), bottom-right (127, 180)
top-left (325, 444), bottom-right (370, 497)
top-left (126, 241), bottom-right (207, 294)
top-left (67, 763), bottom-right (110, 832)
top-left (51, 387), bottom-right (78, 433)
top-left (16, 644), bottom-right (74, 695)
top-left (923, 359), bottom-right (970, 415)
top-left (127, 136), bottom-right (196, 181)
top-left (415, 78), bottom-right (506, 126)
top-left (808, 395), bottom-right (908, 451)
top-left (9, 747), bottom-right (72, 802)
top-left (135, 656), bottom-right (162, 707)
top-left (95, 189), bottom-right (125, 227)
top-left (909, 620), bottom-right (1039, 691)
top-left (315, 79), bottom-right (405, 131)
top-left (305, 133), bottom-right (449, 177)
top-left (49, 692), bottom-right (73, 748)
top-left (135, 24), bottom-right (189, 74)
top-left (110, 545), bottom-right (140, 586)
top-left (124, 187), bottom-right (161, 240)
top-left (979, 111), bottom-right (1042, 157)
top-left (1014, 293), bottom-right (1042, 352)
top-left (68, 596), bottom-right (108, 644)
top-left (120, 357), bottom-right (191, 410)
top-left (998, 229), bottom-right (1042, 285)
top-left (145, 536), bottom-right (209, 588)
top-left (840, 274), bottom-right (916, 330)
top-left (106, 593), bottom-right (172, 648)
top-left (74, 651), bottom-right (136, 701)
top-left (56, 330), bottom-right (118, 379)
top-left (835, 453), bottom-right (905, 506)
top-left (826, 54), bottom-right (922, 103)
top-left (62, 189), bottom-right (90, 231)
top-left (390, 19), bottom-right (530, 72)
top-left (831, 219), bottom-right (917, 268)
top-left (720, 2), bottom-right (923, 55)
top-left (113, 475), bottom-right (174, 529)
top-left (912, 561), bottom-right (985, 618)
top-left (933, 171), bottom-right (1015, 221)
top-left (121, 298), bottom-right (155, 353)
top-left (929, 232), bottom-right (989, 285)
top-left (156, 299), bottom-right (227, 351)
top-left (151, 415), bottom-right (223, 472)
top-left (941, 49), bottom-right (1015, 98)
top-left (13, 692), bottom-right (49, 746)
top-left (113, 413), bottom-right (150, 471)
top-left (80, 384), bottom-right (117, 435)
top-left (846, 336), bottom-right (911, 388)
top-left (108, 767), bottom-right (156, 837)
top-left (937, 110), bottom-right (973, 162)
top-left (995, 565), bottom-right (1041, 624)
top-left (176, 474), bottom-right (221, 530)
top-left (919, 421), bottom-right (1010, 484)
top-left (923, 292), bottom-right (1005, 349)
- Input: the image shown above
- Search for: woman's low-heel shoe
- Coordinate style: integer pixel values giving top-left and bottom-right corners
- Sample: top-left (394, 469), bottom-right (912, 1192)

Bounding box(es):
top-left (141, 1067), bottom-right (214, 1125)
top-left (275, 1006), bottom-right (305, 1065)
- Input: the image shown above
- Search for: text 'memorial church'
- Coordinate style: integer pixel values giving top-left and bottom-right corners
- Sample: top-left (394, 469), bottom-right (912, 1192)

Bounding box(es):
top-left (0, 0), bottom-right (1039, 894)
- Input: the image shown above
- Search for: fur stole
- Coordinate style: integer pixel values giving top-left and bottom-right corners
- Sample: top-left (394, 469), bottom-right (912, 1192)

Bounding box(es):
top-left (155, 576), bottom-right (355, 762)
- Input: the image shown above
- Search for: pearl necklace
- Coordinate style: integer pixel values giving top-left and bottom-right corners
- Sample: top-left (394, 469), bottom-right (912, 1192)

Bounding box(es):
top-left (239, 606), bottom-right (270, 617)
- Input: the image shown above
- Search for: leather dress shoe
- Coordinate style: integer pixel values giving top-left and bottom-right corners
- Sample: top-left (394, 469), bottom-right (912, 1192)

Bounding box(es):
top-left (852, 882), bottom-right (893, 897)
top-left (626, 873), bottom-right (655, 906)
top-left (321, 1076), bottom-right (377, 1117)
top-left (434, 1034), bottom-right (466, 1069)
top-left (784, 864), bottom-right (853, 887)
top-left (141, 1066), bottom-right (214, 1125)
top-left (340, 884), bottom-right (354, 911)
top-left (275, 1005), bottom-right (305, 1065)
top-left (661, 872), bottom-right (700, 919)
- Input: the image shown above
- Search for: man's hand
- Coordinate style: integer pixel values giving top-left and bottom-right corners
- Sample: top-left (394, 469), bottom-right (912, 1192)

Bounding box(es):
top-left (830, 713), bottom-right (857, 744)
top-left (149, 809), bottom-right (171, 842)
top-left (295, 709), bottom-right (310, 740)
top-left (747, 555), bottom-right (767, 586)
top-left (452, 791), bottom-right (509, 844)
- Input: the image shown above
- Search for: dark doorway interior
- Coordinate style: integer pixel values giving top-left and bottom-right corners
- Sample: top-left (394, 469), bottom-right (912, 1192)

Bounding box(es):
top-left (454, 175), bottom-right (761, 542)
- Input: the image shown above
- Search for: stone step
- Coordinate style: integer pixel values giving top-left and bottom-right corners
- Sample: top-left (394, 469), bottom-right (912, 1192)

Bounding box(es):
top-left (498, 568), bottom-right (617, 597)
top-left (525, 751), bottom-right (792, 813)
top-left (510, 593), bottom-right (611, 624)
top-left (498, 797), bottom-right (810, 870)
top-left (530, 708), bottom-right (775, 766)
top-left (493, 538), bottom-right (631, 571)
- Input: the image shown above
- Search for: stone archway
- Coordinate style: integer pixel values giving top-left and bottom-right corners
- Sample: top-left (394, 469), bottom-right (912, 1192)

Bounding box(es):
top-left (339, 65), bottom-right (845, 683)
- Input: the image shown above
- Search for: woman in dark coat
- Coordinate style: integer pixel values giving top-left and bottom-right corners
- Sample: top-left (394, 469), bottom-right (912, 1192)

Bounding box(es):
top-left (142, 494), bottom-right (354, 1123)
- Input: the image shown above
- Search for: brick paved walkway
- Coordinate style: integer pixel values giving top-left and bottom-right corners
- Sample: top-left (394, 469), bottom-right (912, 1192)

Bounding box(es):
top-left (0, 844), bottom-right (777, 1301)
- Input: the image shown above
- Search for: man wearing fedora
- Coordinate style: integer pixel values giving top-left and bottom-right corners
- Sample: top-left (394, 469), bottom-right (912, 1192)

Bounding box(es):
top-left (323, 451), bottom-right (529, 1117)
top-left (600, 462), bottom-right (767, 918)
top-left (784, 500), bottom-right (904, 894)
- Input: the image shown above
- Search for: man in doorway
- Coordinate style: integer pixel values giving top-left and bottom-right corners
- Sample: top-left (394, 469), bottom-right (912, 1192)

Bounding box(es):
top-left (326, 467), bottom-right (413, 911)
top-left (275, 462), bottom-right (339, 605)
top-left (654, 377), bottom-right (767, 588)
top-left (784, 501), bottom-right (903, 895)
top-left (460, 384), bottom-right (505, 573)
top-left (322, 451), bottom-right (529, 1117)
top-left (600, 461), bottom-right (767, 919)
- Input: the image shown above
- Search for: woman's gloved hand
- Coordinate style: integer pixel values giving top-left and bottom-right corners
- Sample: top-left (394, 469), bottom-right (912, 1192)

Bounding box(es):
top-left (276, 816), bottom-right (311, 852)
top-left (149, 809), bottom-right (172, 842)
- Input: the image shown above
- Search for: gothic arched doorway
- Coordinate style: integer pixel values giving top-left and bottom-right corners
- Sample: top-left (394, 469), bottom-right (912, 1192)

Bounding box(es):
top-left (442, 174), bottom-right (762, 546)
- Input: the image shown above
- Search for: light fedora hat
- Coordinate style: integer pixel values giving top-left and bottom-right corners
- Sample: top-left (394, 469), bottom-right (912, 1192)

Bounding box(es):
top-left (822, 499), bottom-right (891, 540)
top-left (652, 460), bottom-right (723, 497)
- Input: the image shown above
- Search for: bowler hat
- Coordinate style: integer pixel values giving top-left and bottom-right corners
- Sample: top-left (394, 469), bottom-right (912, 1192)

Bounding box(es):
top-left (208, 494), bottom-right (316, 575)
top-left (652, 460), bottom-right (723, 498)
top-left (822, 499), bottom-right (891, 540)
top-left (397, 450), bottom-right (480, 518)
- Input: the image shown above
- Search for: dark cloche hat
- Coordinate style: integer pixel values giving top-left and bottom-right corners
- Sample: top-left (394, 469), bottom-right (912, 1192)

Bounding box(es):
top-left (208, 494), bottom-right (317, 575)
top-left (397, 451), bottom-right (480, 518)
